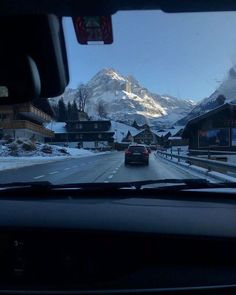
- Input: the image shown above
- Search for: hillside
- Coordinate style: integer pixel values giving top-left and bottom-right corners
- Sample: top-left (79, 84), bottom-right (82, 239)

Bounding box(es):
top-left (50, 68), bottom-right (196, 128)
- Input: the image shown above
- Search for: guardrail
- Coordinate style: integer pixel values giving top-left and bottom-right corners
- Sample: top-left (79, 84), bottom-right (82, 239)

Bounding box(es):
top-left (189, 149), bottom-right (236, 156)
top-left (157, 150), bottom-right (236, 175)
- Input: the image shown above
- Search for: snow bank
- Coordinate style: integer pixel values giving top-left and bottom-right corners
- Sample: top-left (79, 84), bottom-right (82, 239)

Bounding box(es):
top-left (0, 138), bottom-right (95, 158)
top-left (0, 138), bottom-right (98, 171)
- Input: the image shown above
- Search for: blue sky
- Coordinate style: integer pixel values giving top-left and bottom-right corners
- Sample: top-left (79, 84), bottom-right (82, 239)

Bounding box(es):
top-left (63, 11), bottom-right (236, 101)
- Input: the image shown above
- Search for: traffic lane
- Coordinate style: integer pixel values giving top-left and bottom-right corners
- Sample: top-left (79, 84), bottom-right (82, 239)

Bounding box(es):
top-left (0, 152), bottom-right (121, 184)
top-left (107, 153), bottom-right (199, 183)
top-left (0, 151), bottom-right (198, 185)
top-left (50, 152), bottom-right (124, 184)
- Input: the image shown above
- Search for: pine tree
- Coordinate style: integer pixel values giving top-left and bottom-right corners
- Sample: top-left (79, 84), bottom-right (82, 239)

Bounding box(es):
top-left (71, 100), bottom-right (79, 120)
top-left (51, 104), bottom-right (59, 121)
top-left (67, 102), bottom-right (72, 121)
top-left (58, 98), bottom-right (68, 121)
top-left (132, 120), bottom-right (139, 129)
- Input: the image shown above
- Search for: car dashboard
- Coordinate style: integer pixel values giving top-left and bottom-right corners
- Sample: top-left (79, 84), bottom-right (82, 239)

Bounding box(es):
top-left (0, 190), bottom-right (236, 294)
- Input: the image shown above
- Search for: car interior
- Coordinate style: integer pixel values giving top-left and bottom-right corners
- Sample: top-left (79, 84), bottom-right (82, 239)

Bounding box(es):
top-left (1, 0), bottom-right (236, 294)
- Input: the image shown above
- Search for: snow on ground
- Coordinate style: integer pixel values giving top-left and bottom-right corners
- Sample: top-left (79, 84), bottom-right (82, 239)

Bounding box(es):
top-left (0, 139), bottom-right (98, 172)
top-left (45, 122), bottom-right (66, 133)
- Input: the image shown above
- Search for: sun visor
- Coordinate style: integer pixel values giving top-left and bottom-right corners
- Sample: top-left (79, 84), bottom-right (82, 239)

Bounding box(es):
top-left (0, 15), bottom-right (69, 99)
top-left (0, 55), bottom-right (41, 104)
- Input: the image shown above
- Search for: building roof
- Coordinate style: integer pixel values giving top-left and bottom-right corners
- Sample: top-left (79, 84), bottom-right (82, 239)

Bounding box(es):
top-left (168, 136), bottom-right (182, 140)
top-left (66, 120), bottom-right (111, 124)
top-left (182, 103), bottom-right (236, 138)
top-left (152, 130), bottom-right (170, 137)
top-left (109, 121), bottom-right (140, 142)
top-left (151, 126), bottom-right (184, 138)
top-left (45, 121), bottom-right (66, 133)
top-left (185, 103), bottom-right (235, 127)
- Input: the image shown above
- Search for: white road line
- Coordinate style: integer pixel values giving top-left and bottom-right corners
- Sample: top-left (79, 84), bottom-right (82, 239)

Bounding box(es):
top-left (112, 171), bottom-right (117, 174)
top-left (72, 165), bottom-right (78, 168)
top-left (108, 175), bottom-right (113, 179)
top-left (34, 175), bottom-right (45, 179)
top-left (64, 168), bottom-right (70, 171)
top-left (49, 171), bottom-right (58, 175)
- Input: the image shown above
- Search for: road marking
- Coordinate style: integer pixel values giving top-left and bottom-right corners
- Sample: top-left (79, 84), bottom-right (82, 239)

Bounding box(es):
top-left (49, 171), bottom-right (58, 175)
top-left (72, 165), bottom-right (78, 168)
top-left (34, 175), bottom-right (45, 179)
top-left (112, 170), bottom-right (117, 174)
top-left (64, 168), bottom-right (70, 171)
top-left (108, 175), bottom-right (113, 179)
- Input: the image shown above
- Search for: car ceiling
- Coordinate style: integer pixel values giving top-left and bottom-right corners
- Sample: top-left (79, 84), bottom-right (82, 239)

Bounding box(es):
top-left (0, 0), bottom-right (235, 105)
top-left (1, 0), bottom-right (236, 15)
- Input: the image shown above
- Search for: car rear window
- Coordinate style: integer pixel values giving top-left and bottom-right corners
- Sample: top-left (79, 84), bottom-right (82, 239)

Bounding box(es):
top-left (128, 146), bottom-right (146, 152)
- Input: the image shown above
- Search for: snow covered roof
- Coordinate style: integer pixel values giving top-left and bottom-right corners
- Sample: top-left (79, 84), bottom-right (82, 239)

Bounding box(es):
top-left (151, 126), bottom-right (184, 137)
top-left (45, 122), bottom-right (66, 133)
top-left (153, 130), bottom-right (170, 137)
top-left (168, 136), bottom-right (182, 140)
top-left (168, 126), bottom-right (184, 136)
top-left (109, 121), bottom-right (140, 142)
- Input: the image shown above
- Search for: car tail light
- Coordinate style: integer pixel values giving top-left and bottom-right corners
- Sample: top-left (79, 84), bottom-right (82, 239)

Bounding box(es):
top-left (142, 149), bottom-right (149, 155)
top-left (125, 150), bottom-right (132, 155)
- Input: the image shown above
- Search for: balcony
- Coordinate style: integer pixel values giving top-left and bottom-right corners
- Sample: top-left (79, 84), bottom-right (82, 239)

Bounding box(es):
top-left (18, 104), bottom-right (52, 123)
top-left (0, 104), bottom-right (52, 123)
top-left (0, 120), bottom-right (54, 137)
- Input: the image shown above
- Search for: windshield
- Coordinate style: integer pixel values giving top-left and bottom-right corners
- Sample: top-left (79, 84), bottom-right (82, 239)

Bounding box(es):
top-left (1, 10), bottom-right (236, 186)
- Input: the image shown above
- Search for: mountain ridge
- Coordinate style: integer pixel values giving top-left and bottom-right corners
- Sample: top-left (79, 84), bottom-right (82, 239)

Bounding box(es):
top-left (176, 66), bottom-right (236, 125)
top-left (50, 68), bottom-right (196, 127)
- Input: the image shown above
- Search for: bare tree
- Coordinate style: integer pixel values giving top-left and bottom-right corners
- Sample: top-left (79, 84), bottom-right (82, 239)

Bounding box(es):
top-left (75, 84), bottom-right (91, 112)
top-left (97, 100), bottom-right (107, 118)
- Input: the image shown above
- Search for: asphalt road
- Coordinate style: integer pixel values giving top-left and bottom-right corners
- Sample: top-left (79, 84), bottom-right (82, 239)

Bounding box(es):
top-left (0, 152), bottom-right (199, 185)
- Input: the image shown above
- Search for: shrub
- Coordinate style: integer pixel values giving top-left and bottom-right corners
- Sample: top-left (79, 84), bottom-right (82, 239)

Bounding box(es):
top-left (22, 141), bottom-right (36, 151)
top-left (8, 142), bottom-right (18, 156)
top-left (3, 134), bottom-right (13, 144)
top-left (16, 139), bottom-right (23, 145)
top-left (41, 144), bottom-right (53, 154)
top-left (58, 148), bottom-right (69, 154)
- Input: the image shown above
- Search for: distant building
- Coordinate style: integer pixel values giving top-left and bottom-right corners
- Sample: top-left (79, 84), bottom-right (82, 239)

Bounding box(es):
top-left (182, 103), bottom-right (236, 152)
top-left (133, 129), bottom-right (158, 145)
top-left (167, 136), bottom-right (189, 147)
top-left (123, 125), bottom-right (185, 146)
top-left (0, 99), bottom-right (54, 142)
top-left (46, 120), bottom-right (114, 149)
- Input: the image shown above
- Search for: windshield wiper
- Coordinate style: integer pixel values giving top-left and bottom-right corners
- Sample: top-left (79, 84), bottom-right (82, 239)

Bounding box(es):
top-left (1, 179), bottom-right (236, 192)
top-left (0, 178), bottom-right (218, 190)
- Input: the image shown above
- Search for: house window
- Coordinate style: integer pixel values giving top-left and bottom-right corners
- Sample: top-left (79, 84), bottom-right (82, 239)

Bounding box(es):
top-left (76, 123), bottom-right (83, 129)
top-left (94, 123), bottom-right (98, 129)
top-left (0, 113), bottom-right (9, 121)
top-left (98, 134), bottom-right (102, 139)
top-left (75, 134), bottom-right (83, 140)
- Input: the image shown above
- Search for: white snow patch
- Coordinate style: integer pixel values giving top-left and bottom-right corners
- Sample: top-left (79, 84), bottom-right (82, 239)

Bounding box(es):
top-left (0, 139), bottom-right (99, 171)
top-left (110, 121), bottom-right (140, 142)
top-left (45, 122), bottom-right (66, 133)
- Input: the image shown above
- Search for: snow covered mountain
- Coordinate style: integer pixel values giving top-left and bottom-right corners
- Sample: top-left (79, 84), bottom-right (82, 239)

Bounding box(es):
top-left (50, 68), bottom-right (196, 127)
top-left (177, 66), bottom-right (236, 125)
